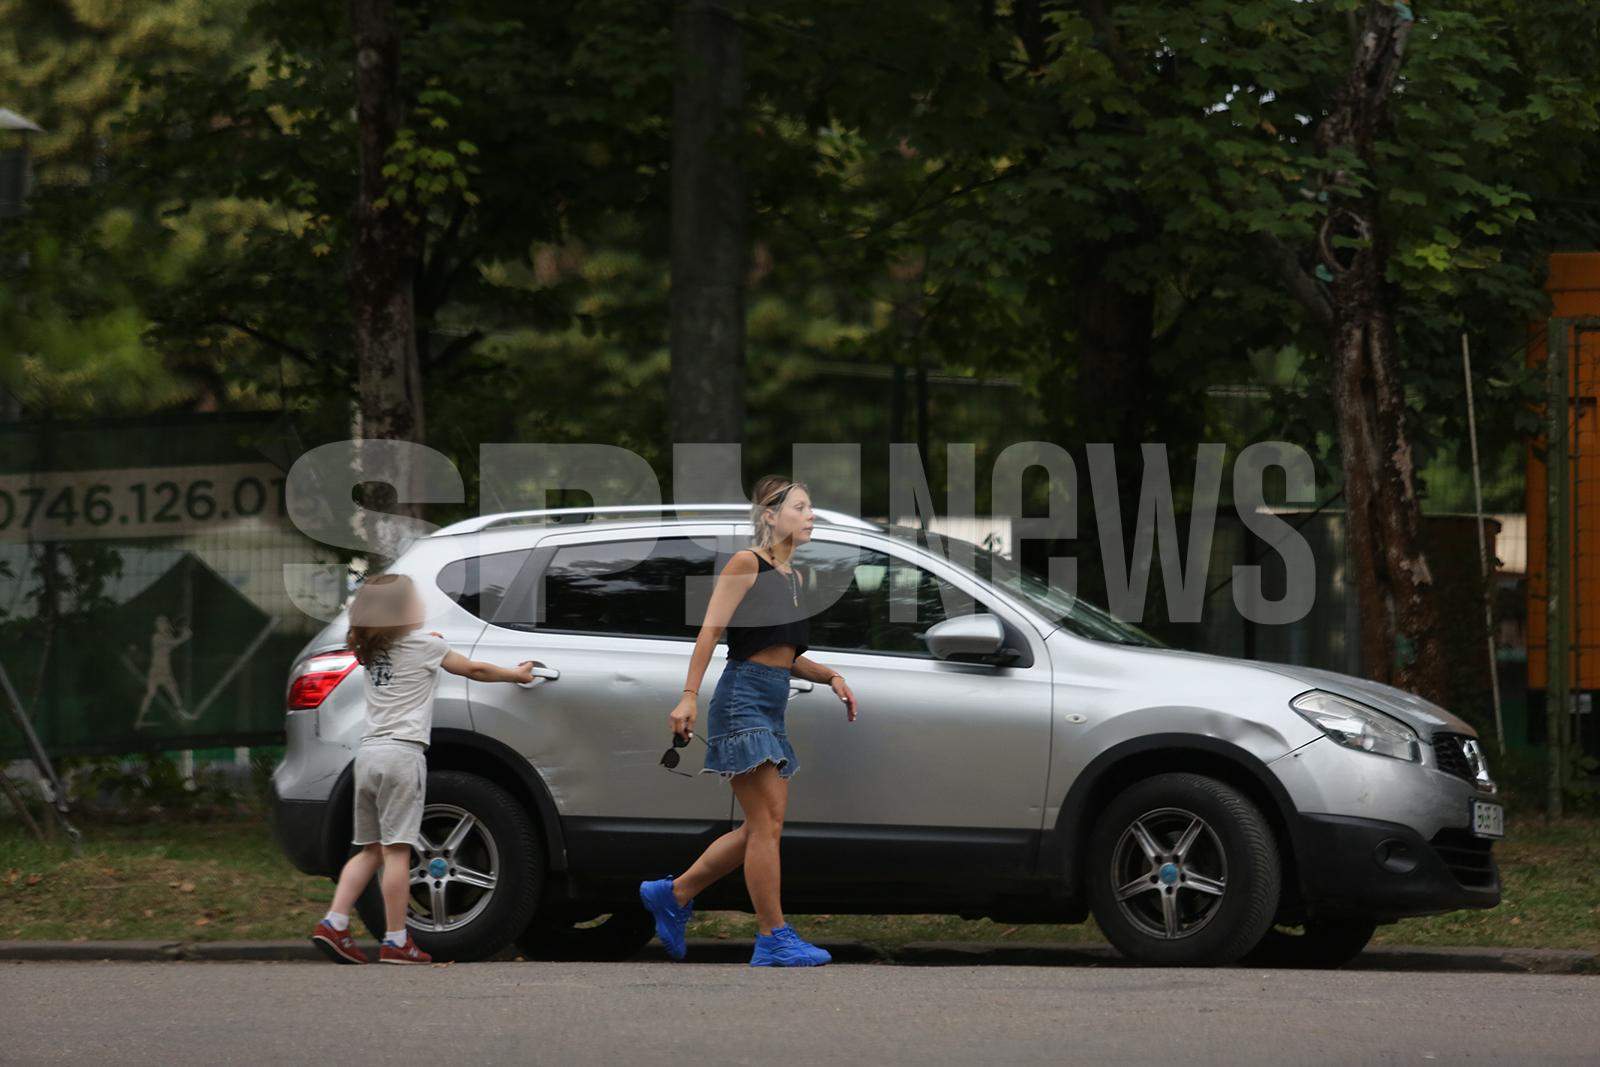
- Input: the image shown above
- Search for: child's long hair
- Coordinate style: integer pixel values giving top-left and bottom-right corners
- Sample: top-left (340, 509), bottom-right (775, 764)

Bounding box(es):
top-left (346, 573), bottom-right (417, 667)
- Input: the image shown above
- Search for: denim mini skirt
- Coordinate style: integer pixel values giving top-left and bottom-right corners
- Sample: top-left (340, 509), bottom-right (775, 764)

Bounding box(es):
top-left (700, 657), bottom-right (800, 780)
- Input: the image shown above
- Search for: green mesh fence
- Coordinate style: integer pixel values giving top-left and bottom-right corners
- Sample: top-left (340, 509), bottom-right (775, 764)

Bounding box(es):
top-left (0, 412), bottom-right (342, 758)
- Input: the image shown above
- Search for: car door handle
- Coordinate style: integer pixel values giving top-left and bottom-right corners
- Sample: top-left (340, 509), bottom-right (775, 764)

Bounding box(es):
top-left (516, 666), bottom-right (561, 688)
top-left (789, 680), bottom-right (813, 693)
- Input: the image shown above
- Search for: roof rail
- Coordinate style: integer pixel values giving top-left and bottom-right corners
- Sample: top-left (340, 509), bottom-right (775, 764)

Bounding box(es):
top-left (430, 504), bottom-right (881, 537)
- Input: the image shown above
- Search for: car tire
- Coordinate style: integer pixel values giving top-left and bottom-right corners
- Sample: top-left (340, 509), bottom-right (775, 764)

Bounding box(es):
top-left (515, 906), bottom-right (656, 961)
top-left (353, 770), bottom-right (542, 962)
top-left (1086, 772), bottom-right (1281, 965)
top-left (1238, 916), bottom-right (1378, 969)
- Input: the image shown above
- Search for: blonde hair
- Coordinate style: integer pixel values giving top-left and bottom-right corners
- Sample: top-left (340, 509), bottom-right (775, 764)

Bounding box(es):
top-left (749, 475), bottom-right (808, 551)
top-left (346, 573), bottom-right (418, 666)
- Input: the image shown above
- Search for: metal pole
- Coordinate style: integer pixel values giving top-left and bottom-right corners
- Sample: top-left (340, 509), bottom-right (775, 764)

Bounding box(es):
top-left (1545, 319), bottom-right (1570, 818)
top-left (0, 660), bottom-right (81, 851)
top-left (1461, 334), bottom-right (1506, 754)
top-left (0, 767), bottom-right (44, 841)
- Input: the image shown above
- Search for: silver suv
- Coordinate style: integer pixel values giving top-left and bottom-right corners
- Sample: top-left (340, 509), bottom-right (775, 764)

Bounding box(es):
top-left (271, 505), bottom-right (1501, 966)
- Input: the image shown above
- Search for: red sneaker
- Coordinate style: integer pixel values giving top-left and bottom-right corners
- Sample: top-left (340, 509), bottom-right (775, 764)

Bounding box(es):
top-left (310, 920), bottom-right (369, 964)
top-left (379, 935), bottom-right (432, 965)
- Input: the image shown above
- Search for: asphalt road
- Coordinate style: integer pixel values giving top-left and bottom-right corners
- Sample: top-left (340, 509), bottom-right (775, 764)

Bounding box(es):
top-left (2, 961), bottom-right (1595, 1065)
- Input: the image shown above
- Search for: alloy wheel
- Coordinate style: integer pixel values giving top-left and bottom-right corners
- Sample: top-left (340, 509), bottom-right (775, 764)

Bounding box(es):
top-left (1109, 806), bottom-right (1229, 940)
top-left (408, 802), bottom-right (501, 933)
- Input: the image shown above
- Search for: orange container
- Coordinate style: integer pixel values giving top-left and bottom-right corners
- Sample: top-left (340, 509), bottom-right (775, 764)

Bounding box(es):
top-left (1525, 252), bottom-right (1600, 691)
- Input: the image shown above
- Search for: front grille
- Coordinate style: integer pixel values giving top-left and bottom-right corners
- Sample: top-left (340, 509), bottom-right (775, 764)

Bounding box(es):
top-left (1430, 829), bottom-right (1497, 889)
top-left (1432, 734), bottom-right (1474, 782)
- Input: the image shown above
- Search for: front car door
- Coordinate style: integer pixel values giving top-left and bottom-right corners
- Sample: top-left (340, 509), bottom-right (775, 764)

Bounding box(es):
top-left (761, 527), bottom-right (1056, 895)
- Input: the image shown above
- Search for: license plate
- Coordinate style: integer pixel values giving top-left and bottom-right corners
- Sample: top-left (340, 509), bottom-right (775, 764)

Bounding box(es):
top-left (1471, 799), bottom-right (1504, 839)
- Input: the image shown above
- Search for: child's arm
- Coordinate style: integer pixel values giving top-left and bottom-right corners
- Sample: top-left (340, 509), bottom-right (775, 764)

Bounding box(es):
top-left (440, 650), bottom-right (536, 685)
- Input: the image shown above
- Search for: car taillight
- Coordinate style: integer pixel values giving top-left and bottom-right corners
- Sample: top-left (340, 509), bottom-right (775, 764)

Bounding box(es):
top-left (288, 652), bottom-right (359, 710)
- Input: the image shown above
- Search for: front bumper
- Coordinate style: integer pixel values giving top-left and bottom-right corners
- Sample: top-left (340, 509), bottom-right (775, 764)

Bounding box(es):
top-left (1294, 812), bottom-right (1500, 918)
top-left (1271, 735), bottom-right (1502, 918)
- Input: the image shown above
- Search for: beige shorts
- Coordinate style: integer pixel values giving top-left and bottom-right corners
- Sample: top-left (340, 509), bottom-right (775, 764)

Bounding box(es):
top-left (351, 738), bottom-right (427, 848)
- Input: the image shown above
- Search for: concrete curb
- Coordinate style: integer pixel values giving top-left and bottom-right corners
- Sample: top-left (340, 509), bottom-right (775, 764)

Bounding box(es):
top-left (0, 940), bottom-right (186, 962)
top-left (1345, 944), bottom-right (1600, 975)
top-left (885, 940), bottom-right (1600, 974)
top-left (2, 938), bottom-right (1595, 973)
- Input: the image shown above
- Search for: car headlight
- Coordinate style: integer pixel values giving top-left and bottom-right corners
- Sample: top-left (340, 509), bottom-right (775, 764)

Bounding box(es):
top-left (1290, 690), bottom-right (1420, 762)
top-left (1459, 738), bottom-right (1497, 793)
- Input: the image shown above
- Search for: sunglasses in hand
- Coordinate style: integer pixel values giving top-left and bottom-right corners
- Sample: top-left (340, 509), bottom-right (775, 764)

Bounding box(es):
top-left (660, 731), bottom-right (708, 777)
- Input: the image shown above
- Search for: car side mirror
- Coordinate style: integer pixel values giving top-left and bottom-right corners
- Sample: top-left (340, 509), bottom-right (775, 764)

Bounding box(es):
top-left (919, 614), bottom-right (1018, 665)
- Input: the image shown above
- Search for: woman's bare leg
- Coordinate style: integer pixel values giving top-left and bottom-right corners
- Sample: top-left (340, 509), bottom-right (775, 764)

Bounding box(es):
top-left (672, 822), bottom-right (747, 904)
top-left (730, 762), bottom-right (789, 935)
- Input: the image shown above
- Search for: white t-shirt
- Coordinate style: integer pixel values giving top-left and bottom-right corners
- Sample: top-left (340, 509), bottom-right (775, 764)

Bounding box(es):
top-left (361, 631), bottom-right (451, 746)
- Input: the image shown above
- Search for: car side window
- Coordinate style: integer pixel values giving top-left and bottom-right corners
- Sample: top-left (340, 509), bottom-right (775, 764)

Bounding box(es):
top-left (804, 542), bottom-right (974, 656)
top-left (537, 537), bottom-right (718, 640)
top-left (436, 549), bottom-right (533, 624)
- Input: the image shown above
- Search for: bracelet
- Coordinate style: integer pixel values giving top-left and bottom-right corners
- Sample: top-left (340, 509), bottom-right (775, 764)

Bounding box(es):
top-left (683, 687), bottom-right (697, 694)
top-left (827, 673), bottom-right (843, 685)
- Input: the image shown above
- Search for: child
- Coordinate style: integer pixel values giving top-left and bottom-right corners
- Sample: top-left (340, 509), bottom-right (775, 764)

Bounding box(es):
top-left (310, 573), bottom-right (536, 965)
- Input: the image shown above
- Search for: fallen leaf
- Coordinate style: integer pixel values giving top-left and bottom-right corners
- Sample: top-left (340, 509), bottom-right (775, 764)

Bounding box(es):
top-left (1000, 926), bottom-right (1019, 938)
top-left (178, 882), bottom-right (195, 893)
top-left (1509, 916), bottom-right (1521, 925)
top-left (143, 909), bottom-right (155, 919)
top-left (194, 917), bottom-right (210, 927)
top-left (24, 874), bottom-right (41, 887)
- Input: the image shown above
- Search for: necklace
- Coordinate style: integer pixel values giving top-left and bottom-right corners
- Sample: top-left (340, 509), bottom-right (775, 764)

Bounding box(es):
top-left (761, 550), bottom-right (799, 606)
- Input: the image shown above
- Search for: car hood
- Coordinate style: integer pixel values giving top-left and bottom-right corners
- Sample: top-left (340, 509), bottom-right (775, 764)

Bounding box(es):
top-left (1246, 660), bottom-right (1477, 737)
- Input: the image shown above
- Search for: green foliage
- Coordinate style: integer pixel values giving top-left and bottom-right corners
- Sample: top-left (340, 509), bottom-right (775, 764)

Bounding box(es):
top-left (0, 0), bottom-right (245, 182)
top-left (0, 0), bottom-right (251, 411)
top-left (3, 0), bottom-right (1599, 514)
top-left (376, 84), bottom-right (482, 220)
top-left (55, 751), bottom-right (258, 816)
top-left (1492, 744), bottom-right (1600, 817)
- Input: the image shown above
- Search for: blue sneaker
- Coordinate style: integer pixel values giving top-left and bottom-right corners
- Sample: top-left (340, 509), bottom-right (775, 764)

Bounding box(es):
top-left (639, 877), bottom-right (694, 960)
top-left (750, 924), bottom-right (831, 967)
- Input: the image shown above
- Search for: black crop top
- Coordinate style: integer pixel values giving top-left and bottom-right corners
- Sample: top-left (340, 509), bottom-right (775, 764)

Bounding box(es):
top-left (723, 550), bottom-right (809, 660)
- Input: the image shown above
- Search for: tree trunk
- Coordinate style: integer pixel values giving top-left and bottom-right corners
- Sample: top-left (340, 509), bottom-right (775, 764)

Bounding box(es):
top-left (669, 0), bottom-right (747, 448)
top-left (1075, 256), bottom-right (1158, 612)
top-left (350, 0), bottom-right (425, 545)
top-left (1316, 1), bottom-right (1447, 705)
top-left (1025, 235), bottom-right (1158, 614)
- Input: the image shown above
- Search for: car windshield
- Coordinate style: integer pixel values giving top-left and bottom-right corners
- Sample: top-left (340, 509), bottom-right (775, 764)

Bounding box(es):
top-left (880, 525), bottom-right (1169, 648)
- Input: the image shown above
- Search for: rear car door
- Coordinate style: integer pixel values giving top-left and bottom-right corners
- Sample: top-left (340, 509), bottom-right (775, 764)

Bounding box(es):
top-left (464, 524), bottom-right (734, 878)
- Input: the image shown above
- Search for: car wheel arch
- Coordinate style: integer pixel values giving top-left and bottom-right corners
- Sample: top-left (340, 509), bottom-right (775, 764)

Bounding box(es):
top-left (426, 728), bottom-right (568, 873)
top-left (1045, 733), bottom-right (1304, 904)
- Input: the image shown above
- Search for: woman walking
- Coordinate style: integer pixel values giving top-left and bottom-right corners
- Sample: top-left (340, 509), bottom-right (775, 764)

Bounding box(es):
top-left (640, 476), bottom-right (858, 967)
